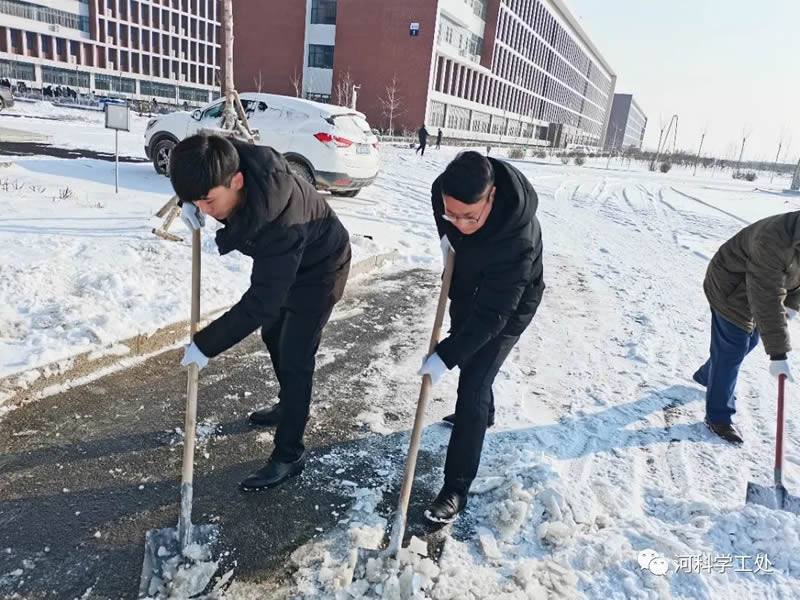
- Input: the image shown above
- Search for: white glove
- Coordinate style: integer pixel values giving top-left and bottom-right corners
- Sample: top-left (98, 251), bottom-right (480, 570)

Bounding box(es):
top-left (440, 234), bottom-right (453, 267)
top-left (769, 359), bottom-right (793, 382)
top-left (181, 342), bottom-right (209, 370)
top-left (180, 202), bottom-right (205, 231)
top-left (787, 308), bottom-right (798, 321)
top-left (418, 352), bottom-right (448, 385)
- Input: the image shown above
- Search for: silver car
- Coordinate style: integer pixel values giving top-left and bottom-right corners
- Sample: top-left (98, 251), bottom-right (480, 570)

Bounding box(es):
top-left (0, 85), bottom-right (14, 111)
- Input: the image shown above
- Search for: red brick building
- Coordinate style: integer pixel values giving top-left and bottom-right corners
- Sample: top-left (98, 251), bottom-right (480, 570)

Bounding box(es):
top-left (234, 0), bottom-right (617, 148)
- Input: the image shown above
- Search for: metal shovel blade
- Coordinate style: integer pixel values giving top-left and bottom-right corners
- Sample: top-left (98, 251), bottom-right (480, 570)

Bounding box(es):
top-left (139, 523), bottom-right (220, 599)
top-left (746, 482), bottom-right (800, 514)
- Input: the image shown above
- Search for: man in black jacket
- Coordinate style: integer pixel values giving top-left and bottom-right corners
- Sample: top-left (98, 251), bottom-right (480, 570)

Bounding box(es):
top-left (169, 134), bottom-right (351, 491)
top-left (419, 151), bottom-right (545, 522)
top-left (416, 125), bottom-right (430, 156)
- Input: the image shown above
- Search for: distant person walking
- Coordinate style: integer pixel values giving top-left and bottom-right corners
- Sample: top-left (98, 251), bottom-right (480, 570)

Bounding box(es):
top-left (416, 125), bottom-right (430, 156)
top-left (436, 128), bottom-right (443, 150)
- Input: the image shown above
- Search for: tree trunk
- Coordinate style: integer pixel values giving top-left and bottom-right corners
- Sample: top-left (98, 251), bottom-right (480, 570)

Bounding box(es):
top-left (220, 0), bottom-right (237, 130)
top-left (222, 0), bottom-right (234, 97)
top-left (792, 157), bottom-right (800, 191)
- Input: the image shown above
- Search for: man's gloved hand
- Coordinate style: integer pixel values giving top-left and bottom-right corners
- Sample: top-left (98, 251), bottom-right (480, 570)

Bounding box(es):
top-left (418, 352), bottom-right (448, 385)
top-left (181, 342), bottom-right (209, 370)
top-left (180, 201), bottom-right (205, 231)
top-left (440, 234), bottom-right (454, 267)
top-left (769, 356), bottom-right (793, 382)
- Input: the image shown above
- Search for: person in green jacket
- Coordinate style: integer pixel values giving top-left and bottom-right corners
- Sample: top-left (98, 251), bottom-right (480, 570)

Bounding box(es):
top-left (694, 211), bottom-right (799, 443)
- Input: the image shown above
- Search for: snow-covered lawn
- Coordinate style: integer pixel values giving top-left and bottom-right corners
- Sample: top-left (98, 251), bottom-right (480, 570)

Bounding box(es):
top-left (3, 101), bottom-right (800, 599)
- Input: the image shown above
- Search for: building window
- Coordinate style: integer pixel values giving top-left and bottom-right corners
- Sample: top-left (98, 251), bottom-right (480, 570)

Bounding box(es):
top-left (307, 44), bottom-right (334, 69)
top-left (179, 85), bottom-right (210, 103)
top-left (94, 72), bottom-right (136, 94)
top-left (305, 92), bottom-right (331, 104)
top-left (0, 0), bottom-right (91, 33)
top-left (428, 100), bottom-right (446, 128)
top-left (140, 80), bottom-right (177, 99)
top-left (310, 0), bottom-right (336, 25)
top-left (42, 64), bottom-right (90, 88)
top-left (0, 58), bottom-right (35, 81)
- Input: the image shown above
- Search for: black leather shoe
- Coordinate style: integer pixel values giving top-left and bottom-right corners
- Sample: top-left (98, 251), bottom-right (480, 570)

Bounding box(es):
top-left (424, 486), bottom-right (467, 523)
top-left (441, 412), bottom-right (495, 428)
top-left (705, 419), bottom-right (744, 444)
top-left (240, 455), bottom-right (305, 491)
top-left (248, 404), bottom-right (282, 427)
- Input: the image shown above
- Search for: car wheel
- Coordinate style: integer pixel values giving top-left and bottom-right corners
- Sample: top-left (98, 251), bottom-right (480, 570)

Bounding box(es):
top-left (152, 138), bottom-right (176, 176)
top-left (288, 160), bottom-right (314, 186)
top-left (330, 189), bottom-right (360, 198)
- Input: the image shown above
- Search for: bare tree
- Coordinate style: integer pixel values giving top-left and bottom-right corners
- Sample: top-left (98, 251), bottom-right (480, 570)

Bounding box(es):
top-left (218, 0), bottom-right (254, 142)
top-left (693, 122), bottom-right (709, 177)
top-left (792, 157), bottom-right (800, 191)
top-left (253, 70), bottom-right (263, 93)
top-left (650, 114), bottom-right (667, 170)
top-left (379, 75), bottom-right (403, 135)
top-left (290, 67), bottom-right (302, 97)
top-left (335, 69), bottom-right (354, 107)
top-left (770, 127), bottom-right (788, 184)
top-left (734, 125), bottom-right (751, 175)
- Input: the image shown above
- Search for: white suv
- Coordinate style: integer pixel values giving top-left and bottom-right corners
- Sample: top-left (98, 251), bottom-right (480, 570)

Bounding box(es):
top-left (144, 93), bottom-right (379, 197)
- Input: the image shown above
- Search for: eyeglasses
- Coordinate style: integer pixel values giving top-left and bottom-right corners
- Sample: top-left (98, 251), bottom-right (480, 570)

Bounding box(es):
top-left (442, 192), bottom-right (492, 224)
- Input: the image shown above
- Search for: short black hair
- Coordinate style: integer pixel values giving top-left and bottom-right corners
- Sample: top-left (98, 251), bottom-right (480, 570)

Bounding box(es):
top-left (440, 151), bottom-right (495, 204)
top-left (168, 134), bottom-right (240, 203)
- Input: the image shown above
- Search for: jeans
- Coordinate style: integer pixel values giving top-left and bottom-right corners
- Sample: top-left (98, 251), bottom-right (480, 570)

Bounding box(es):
top-left (694, 310), bottom-right (760, 425)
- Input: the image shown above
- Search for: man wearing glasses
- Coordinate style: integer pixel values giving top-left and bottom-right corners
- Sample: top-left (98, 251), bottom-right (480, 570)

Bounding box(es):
top-left (419, 151), bottom-right (545, 522)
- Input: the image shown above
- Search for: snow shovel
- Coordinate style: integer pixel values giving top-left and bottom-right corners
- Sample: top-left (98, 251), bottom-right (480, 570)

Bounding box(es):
top-left (139, 229), bottom-right (220, 598)
top-left (355, 249), bottom-right (455, 571)
top-left (745, 374), bottom-right (800, 514)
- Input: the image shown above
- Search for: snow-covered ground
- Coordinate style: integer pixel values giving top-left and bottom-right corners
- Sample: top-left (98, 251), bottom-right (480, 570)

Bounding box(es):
top-left (223, 159), bottom-right (800, 600)
top-left (3, 101), bottom-right (800, 599)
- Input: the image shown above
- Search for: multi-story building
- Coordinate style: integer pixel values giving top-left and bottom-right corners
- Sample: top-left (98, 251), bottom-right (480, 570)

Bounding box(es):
top-left (0, 0), bottom-right (220, 106)
top-left (234, 0), bottom-right (616, 148)
top-left (605, 93), bottom-right (647, 151)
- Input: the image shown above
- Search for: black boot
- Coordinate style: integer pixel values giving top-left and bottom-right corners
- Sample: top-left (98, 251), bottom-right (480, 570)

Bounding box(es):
top-left (248, 404), bottom-right (281, 427)
top-left (240, 454), bottom-right (305, 491)
top-left (424, 486), bottom-right (467, 524)
top-left (705, 419), bottom-right (744, 444)
top-left (441, 412), bottom-right (495, 428)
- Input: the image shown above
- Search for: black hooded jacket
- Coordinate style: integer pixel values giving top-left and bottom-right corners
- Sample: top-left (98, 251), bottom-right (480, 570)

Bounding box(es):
top-left (193, 141), bottom-right (351, 358)
top-left (431, 158), bottom-right (544, 369)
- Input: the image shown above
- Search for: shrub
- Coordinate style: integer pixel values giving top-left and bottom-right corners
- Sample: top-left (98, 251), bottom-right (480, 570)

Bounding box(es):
top-left (744, 171), bottom-right (757, 182)
top-left (574, 154), bottom-right (586, 166)
top-left (535, 150), bottom-right (547, 159)
top-left (659, 161), bottom-right (672, 173)
top-left (508, 147), bottom-right (526, 159)
top-left (560, 156), bottom-right (570, 165)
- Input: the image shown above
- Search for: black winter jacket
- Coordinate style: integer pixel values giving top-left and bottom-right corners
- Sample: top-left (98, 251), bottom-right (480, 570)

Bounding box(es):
top-left (431, 158), bottom-right (544, 369)
top-left (193, 141), bottom-right (351, 358)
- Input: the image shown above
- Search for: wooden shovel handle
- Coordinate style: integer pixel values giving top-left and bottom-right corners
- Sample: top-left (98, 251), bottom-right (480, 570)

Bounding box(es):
top-left (388, 249), bottom-right (455, 554)
top-left (775, 374), bottom-right (786, 485)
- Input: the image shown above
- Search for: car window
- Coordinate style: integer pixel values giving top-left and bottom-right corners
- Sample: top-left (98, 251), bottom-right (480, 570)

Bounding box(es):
top-left (202, 101), bottom-right (225, 120)
top-left (241, 100), bottom-right (268, 118)
top-left (333, 115), bottom-right (372, 139)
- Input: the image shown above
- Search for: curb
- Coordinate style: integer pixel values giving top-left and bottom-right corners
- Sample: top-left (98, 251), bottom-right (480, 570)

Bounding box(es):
top-left (0, 250), bottom-right (399, 413)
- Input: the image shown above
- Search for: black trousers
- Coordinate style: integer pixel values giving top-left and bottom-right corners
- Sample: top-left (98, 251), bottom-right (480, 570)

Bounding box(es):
top-left (416, 141), bottom-right (427, 155)
top-left (261, 304), bottom-right (334, 462)
top-left (443, 333), bottom-right (520, 495)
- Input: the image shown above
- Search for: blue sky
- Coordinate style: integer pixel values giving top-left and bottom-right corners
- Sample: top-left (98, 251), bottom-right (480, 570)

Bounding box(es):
top-left (569, 0), bottom-right (799, 162)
